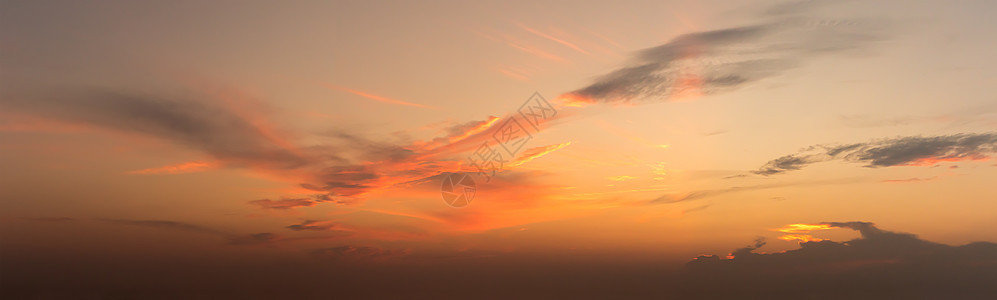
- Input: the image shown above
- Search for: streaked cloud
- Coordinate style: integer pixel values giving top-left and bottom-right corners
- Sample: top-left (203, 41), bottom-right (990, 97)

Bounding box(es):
top-left (754, 133), bottom-right (997, 175)
top-left (0, 89), bottom-right (308, 170)
top-left (506, 142), bottom-right (572, 168)
top-left (557, 2), bottom-right (888, 106)
top-left (321, 84), bottom-right (434, 109)
top-left (126, 161), bottom-right (219, 175)
top-left (517, 23), bottom-right (589, 55)
top-left (100, 219), bottom-right (226, 235)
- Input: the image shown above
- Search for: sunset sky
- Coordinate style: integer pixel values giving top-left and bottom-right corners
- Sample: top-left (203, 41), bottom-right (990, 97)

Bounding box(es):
top-left (2, 0), bottom-right (996, 298)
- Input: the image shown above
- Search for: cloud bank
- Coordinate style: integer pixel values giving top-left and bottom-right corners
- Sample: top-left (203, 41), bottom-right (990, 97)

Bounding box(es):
top-left (682, 221), bottom-right (997, 299)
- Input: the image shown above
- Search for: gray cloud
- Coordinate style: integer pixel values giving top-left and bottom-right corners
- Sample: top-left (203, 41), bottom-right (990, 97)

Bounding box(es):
top-left (286, 220), bottom-right (341, 231)
top-left (0, 88), bottom-right (457, 206)
top-left (0, 90), bottom-right (309, 170)
top-left (249, 196), bottom-right (329, 210)
top-left (755, 133), bottom-right (997, 175)
top-left (682, 221), bottom-right (997, 299)
top-left (566, 2), bottom-right (887, 104)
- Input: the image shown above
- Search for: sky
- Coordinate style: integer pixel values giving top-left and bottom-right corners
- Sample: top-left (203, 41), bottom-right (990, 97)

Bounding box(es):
top-left (1, 0), bottom-right (996, 298)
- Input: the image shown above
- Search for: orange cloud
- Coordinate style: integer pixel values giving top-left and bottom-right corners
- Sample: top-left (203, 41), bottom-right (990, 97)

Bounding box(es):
top-left (517, 23), bottom-right (589, 55)
top-left (556, 92), bottom-right (594, 108)
top-left (607, 175), bottom-right (636, 182)
top-left (900, 155), bottom-right (990, 166)
top-left (778, 234), bottom-right (825, 243)
top-left (776, 223), bottom-right (834, 233)
top-left (507, 142), bottom-right (572, 168)
top-left (322, 84), bottom-right (434, 109)
top-left (880, 176), bottom-right (939, 183)
top-left (506, 40), bottom-right (567, 62)
top-left (496, 67), bottom-right (530, 81)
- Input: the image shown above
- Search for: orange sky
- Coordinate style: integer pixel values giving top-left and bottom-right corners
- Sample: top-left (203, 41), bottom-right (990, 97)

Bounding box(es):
top-left (1, 0), bottom-right (996, 298)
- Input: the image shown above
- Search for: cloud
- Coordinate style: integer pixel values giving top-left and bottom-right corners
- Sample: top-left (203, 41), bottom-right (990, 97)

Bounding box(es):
top-left (309, 245), bottom-right (409, 262)
top-left (228, 232), bottom-right (281, 245)
top-left (27, 217), bottom-right (75, 222)
top-left (517, 23), bottom-right (589, 55)
top-left (754, 133), bottom-right (997, 175)
top-left (682, 221), bottom-right (997, 298)
top-left (126, 160), bottom-right (220, 175)
top-left (649, 178), bottom-right (860, 204)
top-left (99, 218), bottom-right (285, 246)
top-left (321, 84), bottom-right (434, 109)
top-left (0, 85), bottom-right (569, 213)
top-left (880, 176), bottom-right (939, 183)
top-left (0, 87), bottom-right (499, 207)
top-left (506, 142), bottom-right (572, 168)
top-left (286, 220), bottom-right (341, 231)
top-left (99, 219), bottom-right (226, 235)
top-left (249, 196), bottom-right (330, 210)
top-left (0, 89), bottom-right (308, 170)
top-left (560, 2), bottom-right (888, 105)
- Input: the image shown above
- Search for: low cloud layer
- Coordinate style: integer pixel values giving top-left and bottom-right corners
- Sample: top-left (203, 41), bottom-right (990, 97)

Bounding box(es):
top-left (682, 221), bottom-right (997, 299)
top-left (754, 133), bottom-right (997, 175)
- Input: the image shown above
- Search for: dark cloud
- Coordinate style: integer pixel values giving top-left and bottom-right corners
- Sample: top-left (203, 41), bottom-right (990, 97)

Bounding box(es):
top-left (565, 2), bottom-right (887, 104)
top-left (249, 196), bottom-right (329, 210)
top-left (286, 220), bottom-right (341, 231)
top-left (754, 133), bottom-right (997, 175)
top-left (0, 90), bottom-right (308, 169)
top-left (0, 87), bottom-right (486, 207)
top-left (682, 221), bottom-right (997, 299)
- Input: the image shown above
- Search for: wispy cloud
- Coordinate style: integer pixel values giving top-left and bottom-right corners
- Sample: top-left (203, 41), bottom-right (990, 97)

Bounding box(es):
top-left (99, 218), bottom-right (283, 246)
top-left (99, 218), bottom-right (230, 236)
top-left (126, 160), bottom-right (219, 175)
top-left (0, 89), bottom-right (308, 170)
top-left (880, 176), bottom-right (939, 183)
top-left (506, 142), bottom-right (572, 168)
top-left (517, 23), bottom-right (589, 55)
top-left (321, 84), bottom-right (434, 109)
top-left (558, 2), bottom-right (888, 106)
top-left (754, 133), bottom-right (997, 175)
